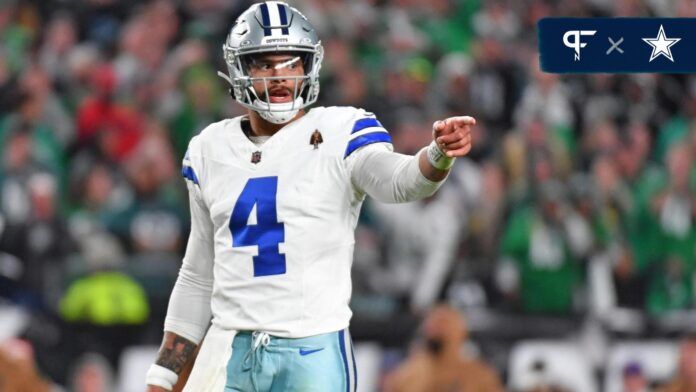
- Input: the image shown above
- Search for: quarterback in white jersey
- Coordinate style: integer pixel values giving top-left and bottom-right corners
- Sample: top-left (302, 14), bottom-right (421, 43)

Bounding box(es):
top-left (147, 2), bottom-right (475, 392)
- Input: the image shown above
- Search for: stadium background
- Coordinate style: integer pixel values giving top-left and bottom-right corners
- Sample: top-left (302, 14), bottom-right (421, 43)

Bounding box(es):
top-left (1, 0), bottom-right (696, 390)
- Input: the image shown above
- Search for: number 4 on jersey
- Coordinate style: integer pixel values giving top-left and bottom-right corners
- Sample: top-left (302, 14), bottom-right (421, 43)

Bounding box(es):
top-left (229, 177), bottom-right (286, 277)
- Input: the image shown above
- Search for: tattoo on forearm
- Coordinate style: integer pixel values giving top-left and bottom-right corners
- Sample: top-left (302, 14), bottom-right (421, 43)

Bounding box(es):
top-left (155, 334), bottom-right (197, 374)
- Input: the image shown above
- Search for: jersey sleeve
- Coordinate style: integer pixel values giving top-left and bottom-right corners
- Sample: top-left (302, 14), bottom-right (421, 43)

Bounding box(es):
top-left (344, 110), bottom-right (444, 203)
top-left (163, 136), bottom-right (214, 343)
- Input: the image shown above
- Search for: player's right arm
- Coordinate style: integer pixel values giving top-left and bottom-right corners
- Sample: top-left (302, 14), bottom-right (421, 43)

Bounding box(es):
top-left (147, 332), bottom-right (198, 392)
top-left (147, 139), bottom-right (214, 391)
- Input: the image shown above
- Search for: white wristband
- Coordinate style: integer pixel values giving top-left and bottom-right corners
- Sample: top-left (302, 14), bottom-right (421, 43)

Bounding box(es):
top-left (146, 364), bottom-right (179, 390)
top-left (426, 140), bottom-right (455, 170)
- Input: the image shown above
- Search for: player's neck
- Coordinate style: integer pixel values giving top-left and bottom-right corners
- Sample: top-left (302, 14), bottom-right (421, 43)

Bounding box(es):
top-left (247, 110), bottom-right (305, 137)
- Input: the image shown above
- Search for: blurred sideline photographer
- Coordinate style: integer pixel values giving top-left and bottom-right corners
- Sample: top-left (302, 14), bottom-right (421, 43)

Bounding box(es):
top-left (383, 304), bottom-right (503, 392)
top-left (658, 335), bottom-right (696, 392)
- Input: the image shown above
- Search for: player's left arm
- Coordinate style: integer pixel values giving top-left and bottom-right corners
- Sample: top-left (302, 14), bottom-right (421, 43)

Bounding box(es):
top-left (348, 115), bottom-right (475, 203)
top-left (418, 116), bottom-right (475, 181)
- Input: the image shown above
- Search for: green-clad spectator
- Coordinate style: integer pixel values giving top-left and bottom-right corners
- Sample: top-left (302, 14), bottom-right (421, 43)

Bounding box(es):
top-left (0, 1), bottom-right (33, 74)
top-left (498, 181), bottom-right (586, 314)
top-left (654, 115), bottom-right (690, 164)
top-left (588, 153), bottom-right (646, 308)
top-left (647, 256), bottom-right (693, 315)
top-left (612, 123), bottom-right (656, 270)
top-left (636, 143), bottom-right (696, 314)
top-left (418, 0), bottom-right (480, 55)
top-left (169, 64), bottom-right (224, 159)
top-left (0, 92), bottom-right (65, 222)
top-left (60, 271), bottom-right (149, 325)
top-left (625, 168), bottom-right (665, 273)
top-left (648, 144), bottom-right (696, 265)
top-left (103, 135), bottom-right (186, 252)
top-left (1, 93), bottom-right (63, 168)
top-left (588, 156), bottom-right (633, 247)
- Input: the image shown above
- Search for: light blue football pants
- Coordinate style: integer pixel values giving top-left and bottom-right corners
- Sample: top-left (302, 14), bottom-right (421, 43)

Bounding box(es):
top-left (224, 328), bottom-right (357, 392)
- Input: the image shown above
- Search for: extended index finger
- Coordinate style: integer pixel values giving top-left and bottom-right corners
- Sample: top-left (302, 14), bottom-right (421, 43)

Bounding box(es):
top-left (449, 116), bottom-right (476, 127)
top-left (434, 116), bottom-right (476, 137)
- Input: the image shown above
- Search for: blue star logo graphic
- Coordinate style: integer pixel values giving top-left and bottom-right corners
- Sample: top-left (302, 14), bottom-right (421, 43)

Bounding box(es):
top-left (642, 24), bottom-right (681, 62)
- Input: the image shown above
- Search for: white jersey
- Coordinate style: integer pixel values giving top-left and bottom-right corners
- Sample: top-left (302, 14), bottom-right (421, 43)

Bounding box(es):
top-left (165, 106), bottom-right (443, 341)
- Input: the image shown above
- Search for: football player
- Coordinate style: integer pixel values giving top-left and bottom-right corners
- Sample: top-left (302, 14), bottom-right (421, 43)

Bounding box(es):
top-left (146, 2), bottom-right (474, 391)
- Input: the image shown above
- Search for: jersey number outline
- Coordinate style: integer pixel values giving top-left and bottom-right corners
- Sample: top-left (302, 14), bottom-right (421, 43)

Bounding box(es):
top-left (229, 177), bottom-right (286, 276)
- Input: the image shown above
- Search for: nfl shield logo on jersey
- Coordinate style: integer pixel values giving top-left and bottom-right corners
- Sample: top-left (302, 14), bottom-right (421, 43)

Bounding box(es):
top-left (251, 151), bottom-right (262, 164)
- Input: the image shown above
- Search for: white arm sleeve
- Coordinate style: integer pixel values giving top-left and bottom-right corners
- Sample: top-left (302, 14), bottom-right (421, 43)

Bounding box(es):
top-left (163, 180), bottom-right (214, 344)
top-left (348, 144), bottom-right (445, 203)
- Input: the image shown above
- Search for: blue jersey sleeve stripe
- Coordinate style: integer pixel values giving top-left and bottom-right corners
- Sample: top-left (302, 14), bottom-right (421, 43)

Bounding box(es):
top-left (344, 132), bottom-right (392, 158)
top-left (182, 165), bottom-right (200, 185)
top-left (351, 118), bottom-right (383, 134)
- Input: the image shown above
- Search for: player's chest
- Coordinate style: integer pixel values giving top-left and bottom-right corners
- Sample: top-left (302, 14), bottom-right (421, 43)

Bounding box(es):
top-left (202, 148), bottom-right (348, 228)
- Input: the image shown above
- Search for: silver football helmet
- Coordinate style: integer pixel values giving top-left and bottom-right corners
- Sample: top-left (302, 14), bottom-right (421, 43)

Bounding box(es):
top-left (219, 1), bottom-right (323, 124)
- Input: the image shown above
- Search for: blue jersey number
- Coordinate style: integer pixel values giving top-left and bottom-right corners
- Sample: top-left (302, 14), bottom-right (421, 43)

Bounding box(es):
top-left (229, 177), bottom-right (286, 277)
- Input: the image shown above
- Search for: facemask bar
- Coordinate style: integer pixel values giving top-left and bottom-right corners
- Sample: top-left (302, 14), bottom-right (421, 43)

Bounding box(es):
top-left (241, 75), bottom-right (308, 112)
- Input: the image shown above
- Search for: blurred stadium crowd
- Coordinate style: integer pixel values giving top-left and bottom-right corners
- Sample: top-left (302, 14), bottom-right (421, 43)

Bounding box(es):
top-left (3, 0), bottom-right (696, 390)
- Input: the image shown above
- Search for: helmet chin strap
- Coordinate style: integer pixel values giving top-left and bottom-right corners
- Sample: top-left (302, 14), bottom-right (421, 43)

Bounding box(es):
top-left (253, 97), bottom-right (304, 124)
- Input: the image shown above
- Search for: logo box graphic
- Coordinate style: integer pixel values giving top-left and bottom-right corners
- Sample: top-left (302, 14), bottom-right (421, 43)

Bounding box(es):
top-left (538, 18), bottom-right (696, 73)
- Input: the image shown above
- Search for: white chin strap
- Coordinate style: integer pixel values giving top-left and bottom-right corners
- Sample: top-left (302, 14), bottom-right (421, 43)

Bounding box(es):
top-left (253, 97), bottom-right (304, 124)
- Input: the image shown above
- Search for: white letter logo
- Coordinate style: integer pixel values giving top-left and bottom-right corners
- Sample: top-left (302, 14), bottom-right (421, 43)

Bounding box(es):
top-left (563, 30), bottom-right (596, 61)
